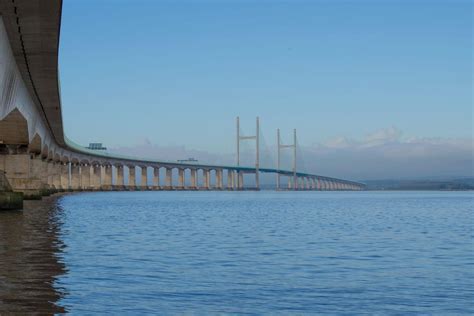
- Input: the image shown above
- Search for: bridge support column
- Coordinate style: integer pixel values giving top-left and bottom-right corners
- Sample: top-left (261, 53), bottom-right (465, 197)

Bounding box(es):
top-left (128, 166), bottom-right (136, 190)
top-left (90, 165), bottom-right (101, 190)
top-left (102, 165), bottom-right (112, 190)
top-left (115, 165), bottom-right (125, 190)
top-left (140, 166), bottom-right (148, 190)
top-left (81, 165), bottom-right (91, 190)
top-left (45, 161), bottom-right (53, 190)
top-left (190, 169), bottom-right (197, 190)
top-left (295, 177), bottom-right (300, 190)
top-left (0, 153), bottom-right (47, 198)
top-left (39, 159), bottom-right (51, 194)
top-left (53, 162), bottom-right (62, 191)
top-left (233, 170), bottom-right (237, 189)
top-left (216, 169), bottom-right (223, 190)
top-left (226, 170), bottom-right (234, 190)
top-left (70, 164), bottom-right (81, 190)
top-left (323, 180), bottom-right (329, 191)
top-left (165, 168), bottom-right (172, 189)
top-left (60, 163), bottom-right (69, 190)
top-left (32, 158), bottom-right (49, 195)
top-left (46, 161), bottom-right (54, 190)
top-left (238, 171), bottom-right (244, 190)
top-left (203, 170), bottom-right (210, 190)
top-left (178, 169), bottom-right (185, 189)
top-left (152, 167), bottom-right (159, 189)
top-left (45, 161), bottom-right (57, 192)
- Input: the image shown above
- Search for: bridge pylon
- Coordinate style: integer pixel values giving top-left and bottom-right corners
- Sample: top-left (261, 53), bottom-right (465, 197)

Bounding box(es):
top-left (277, 128), bottom-right (297, 190)
top-left (236, 117), bottom-right (260, 190)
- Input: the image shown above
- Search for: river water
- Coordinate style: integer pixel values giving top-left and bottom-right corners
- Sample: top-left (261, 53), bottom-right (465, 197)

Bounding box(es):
top-left (0, 191), bottom-right (472, 314)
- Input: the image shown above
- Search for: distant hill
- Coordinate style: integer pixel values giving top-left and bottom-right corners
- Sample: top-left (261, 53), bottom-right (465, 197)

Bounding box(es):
top-left (363, 178), bottom-right (474, 191)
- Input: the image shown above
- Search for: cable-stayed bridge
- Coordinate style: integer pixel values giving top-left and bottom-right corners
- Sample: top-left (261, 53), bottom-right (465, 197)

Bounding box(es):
top-left (0, 1), bottom-right (364, 207)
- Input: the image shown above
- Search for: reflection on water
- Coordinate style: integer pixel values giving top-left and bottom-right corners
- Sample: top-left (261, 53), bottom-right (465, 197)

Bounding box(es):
top-left (0, 196), bottom-right (67, 314)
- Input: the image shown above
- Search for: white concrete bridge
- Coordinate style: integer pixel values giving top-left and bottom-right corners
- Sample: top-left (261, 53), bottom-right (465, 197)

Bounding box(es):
top-left (0, 1), bottom-right (364, 202)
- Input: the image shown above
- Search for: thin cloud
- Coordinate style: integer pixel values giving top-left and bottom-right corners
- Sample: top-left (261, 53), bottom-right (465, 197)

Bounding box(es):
top-left (108, 127), bottom-right (473, 181)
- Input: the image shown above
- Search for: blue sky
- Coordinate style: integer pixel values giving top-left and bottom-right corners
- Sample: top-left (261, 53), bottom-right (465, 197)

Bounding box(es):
top-left (59, 0), bottom-right (472, 155)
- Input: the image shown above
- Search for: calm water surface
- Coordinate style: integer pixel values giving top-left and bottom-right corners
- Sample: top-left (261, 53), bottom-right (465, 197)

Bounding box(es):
top-left (0, 191), bottom-right (473, 314)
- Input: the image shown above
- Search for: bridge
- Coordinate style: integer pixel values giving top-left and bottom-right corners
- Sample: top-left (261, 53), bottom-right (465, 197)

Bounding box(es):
top-left (0, 1), bottom-right (364, 207)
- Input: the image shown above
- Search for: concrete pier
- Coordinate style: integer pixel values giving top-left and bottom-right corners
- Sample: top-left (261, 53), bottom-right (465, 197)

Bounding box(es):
top-left (129, 166), bottom-right (136, 190)
top-left (92, 165), bottom-right (101, 190)
top-left (165, 168), bottom-right (172, 190)
top-left (153, 168), bottom-right (159, 189)
top-left (140, 166), bottom-right (147, 190)
top-left (81, 165), bottom-right (91, 190)
top-left (102, 165), bottom-right (113, 190)
top-left (216, 169), bottom-right (223, 190)
top-left (71, 165), bottom-right (81, 191)
top-left (191, 169), bottom-right (197, 189)
top-left (60, 163), bottom-right (69, 191)
top-left (116, 165), bottom-right (125, 190)
top-left (0, 171), bottom-right (23, 210)
top-left (238, 172), bottom-right (244, 190)
top-left (178, 169), bottom-right (185, 189)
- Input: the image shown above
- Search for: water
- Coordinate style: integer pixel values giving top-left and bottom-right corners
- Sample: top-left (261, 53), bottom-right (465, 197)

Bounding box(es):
top-left (0, 191), bottom-right (473, 314)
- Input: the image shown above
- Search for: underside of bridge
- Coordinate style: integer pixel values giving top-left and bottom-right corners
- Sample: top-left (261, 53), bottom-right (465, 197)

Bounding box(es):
top-left (0, 1), bottom-right (364, 209)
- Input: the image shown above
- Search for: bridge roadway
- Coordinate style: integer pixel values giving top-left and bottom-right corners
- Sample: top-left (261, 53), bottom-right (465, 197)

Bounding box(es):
top-left (0, 1), bottom-right (364, 200)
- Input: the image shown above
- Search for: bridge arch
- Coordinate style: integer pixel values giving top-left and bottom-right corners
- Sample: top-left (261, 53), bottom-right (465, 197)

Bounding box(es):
top-left (0, 108), bottom-right (29, 145)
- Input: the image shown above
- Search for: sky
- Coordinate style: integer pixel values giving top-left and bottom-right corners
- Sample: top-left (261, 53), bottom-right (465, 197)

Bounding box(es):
top-left (58, 0), bottom-right (473, 179)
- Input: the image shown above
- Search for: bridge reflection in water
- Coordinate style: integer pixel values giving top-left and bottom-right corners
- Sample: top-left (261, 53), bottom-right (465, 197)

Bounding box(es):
top-left (0, 197), bottom-right (67, 314)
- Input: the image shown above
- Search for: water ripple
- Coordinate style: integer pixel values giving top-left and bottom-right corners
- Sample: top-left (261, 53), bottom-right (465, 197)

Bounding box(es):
top-left (0, 191), bottom-right (472, 314)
